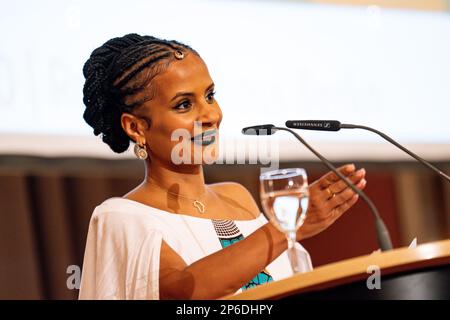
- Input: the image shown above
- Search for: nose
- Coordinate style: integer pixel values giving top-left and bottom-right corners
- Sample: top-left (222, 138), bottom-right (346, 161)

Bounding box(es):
top-left (197, 102), bottom-right (222, 129)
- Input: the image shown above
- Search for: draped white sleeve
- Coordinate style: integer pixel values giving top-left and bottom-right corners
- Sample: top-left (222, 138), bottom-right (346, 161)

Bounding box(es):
top-left (78, 206), bottom-right (166, 299)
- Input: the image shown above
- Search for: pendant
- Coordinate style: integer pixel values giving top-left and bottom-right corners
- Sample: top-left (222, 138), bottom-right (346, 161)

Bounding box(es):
top-left (193, 200), bottom-right (205, 213)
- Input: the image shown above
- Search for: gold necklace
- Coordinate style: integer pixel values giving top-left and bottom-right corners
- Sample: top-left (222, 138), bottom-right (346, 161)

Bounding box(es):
top-left (147, 180), bottom-right (208, 214)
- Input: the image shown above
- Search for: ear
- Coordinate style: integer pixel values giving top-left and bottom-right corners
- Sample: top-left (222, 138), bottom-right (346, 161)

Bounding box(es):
top-left (121, 113), bottom-right (149, 144)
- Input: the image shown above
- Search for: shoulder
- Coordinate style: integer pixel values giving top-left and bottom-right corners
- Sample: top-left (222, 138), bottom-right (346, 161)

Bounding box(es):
top-left (90, 198), bottom-right (167, 233)
top-left (208, 182), bottom-right (261, 219)
top-left (209, 181), bottom-right (250, 193)
top-left (84, 198), bottom-right (182, 258)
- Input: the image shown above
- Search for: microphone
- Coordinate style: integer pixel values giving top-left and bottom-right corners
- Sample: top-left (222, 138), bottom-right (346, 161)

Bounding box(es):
top-left (242, 124), bottom-right (393, 251)
top-left (285, 120), bottom-right (450, 183)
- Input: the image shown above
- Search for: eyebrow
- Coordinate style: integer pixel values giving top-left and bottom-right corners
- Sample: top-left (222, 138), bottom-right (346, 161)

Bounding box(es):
top-left (170, 83), bottom-right (215, 102)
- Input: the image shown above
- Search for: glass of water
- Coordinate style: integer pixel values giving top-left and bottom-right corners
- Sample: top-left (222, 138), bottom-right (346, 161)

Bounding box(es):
top-left (260, 168), bottom-right (309, 273)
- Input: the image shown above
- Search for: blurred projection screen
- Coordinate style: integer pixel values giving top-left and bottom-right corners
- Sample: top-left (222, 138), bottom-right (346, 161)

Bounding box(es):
top-left (1, 0), bottom-right (449, 160)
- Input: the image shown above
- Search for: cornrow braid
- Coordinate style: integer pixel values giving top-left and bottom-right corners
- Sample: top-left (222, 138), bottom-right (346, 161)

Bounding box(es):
top-left (82, 33), bottom-right (198, 153)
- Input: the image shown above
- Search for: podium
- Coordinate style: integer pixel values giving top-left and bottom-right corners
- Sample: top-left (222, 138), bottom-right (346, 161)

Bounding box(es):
top-left (227, 239), bottom-right (450, 300)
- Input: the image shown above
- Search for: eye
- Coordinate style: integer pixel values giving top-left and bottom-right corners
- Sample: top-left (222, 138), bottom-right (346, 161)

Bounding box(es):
top-left (174, 100), bottom-right (192, 111)
top-left (206, 91), bottom-right (216, 103)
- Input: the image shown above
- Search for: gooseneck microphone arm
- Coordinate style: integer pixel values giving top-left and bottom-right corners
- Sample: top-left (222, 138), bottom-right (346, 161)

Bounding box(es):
top-left (340, 123), bottom-right (450, 183)
top-left (285, 120), bottom-right (450, 183)
top-left (242, 124), bottom-right (393, 251)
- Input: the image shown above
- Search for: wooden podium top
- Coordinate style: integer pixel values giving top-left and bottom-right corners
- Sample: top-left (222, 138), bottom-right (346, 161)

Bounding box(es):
top-left (226, 239), bottom-right (450, 300)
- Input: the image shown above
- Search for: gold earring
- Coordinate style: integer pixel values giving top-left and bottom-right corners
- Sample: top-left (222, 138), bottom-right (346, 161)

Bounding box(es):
top-left (134, 142), bottom-right (148, 160)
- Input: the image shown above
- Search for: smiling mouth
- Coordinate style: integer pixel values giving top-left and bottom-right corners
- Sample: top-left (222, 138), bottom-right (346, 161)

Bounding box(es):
top-left (191, 129), bottom-right (217, 146)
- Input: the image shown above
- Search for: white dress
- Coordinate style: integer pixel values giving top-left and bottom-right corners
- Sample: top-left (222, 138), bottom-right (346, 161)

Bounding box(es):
top-left (78, 197), bottom-right (313, 299)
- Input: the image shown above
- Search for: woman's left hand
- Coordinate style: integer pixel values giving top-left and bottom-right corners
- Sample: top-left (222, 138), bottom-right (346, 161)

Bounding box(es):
top-left (297, 164), bottom-right (367, 240)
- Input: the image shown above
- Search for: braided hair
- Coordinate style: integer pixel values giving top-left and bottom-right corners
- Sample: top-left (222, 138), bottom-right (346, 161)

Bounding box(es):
top-left (82, 33), bottom-right (198, 153)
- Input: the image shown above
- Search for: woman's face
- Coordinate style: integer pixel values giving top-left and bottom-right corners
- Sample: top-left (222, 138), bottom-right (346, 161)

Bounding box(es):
top-left (131, 52), bottom-right (222, 166)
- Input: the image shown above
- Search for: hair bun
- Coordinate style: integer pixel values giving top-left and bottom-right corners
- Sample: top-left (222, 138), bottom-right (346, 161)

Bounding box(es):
top-left (82, 34), bottom-right (149, 152)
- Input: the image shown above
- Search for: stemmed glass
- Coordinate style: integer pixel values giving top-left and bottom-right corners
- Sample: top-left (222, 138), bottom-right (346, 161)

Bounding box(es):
top-left (260, 168), bottom-right (309, 273)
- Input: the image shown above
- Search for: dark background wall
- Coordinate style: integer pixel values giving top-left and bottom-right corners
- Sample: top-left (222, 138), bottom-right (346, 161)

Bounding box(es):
top-left (0, 155), bottom-right (449, 299)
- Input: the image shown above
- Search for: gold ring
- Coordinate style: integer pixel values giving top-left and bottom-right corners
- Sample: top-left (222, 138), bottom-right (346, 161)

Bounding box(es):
top-left (326, 187), bottom-right (335, 199)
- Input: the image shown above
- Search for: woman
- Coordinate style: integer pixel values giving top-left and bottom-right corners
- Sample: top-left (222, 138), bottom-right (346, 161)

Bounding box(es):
top-left (78, 34), bottom-right (367, 300)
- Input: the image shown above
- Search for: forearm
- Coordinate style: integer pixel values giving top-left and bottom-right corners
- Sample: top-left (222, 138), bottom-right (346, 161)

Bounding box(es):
top-left (173, 222), bottom-right (288, 299)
